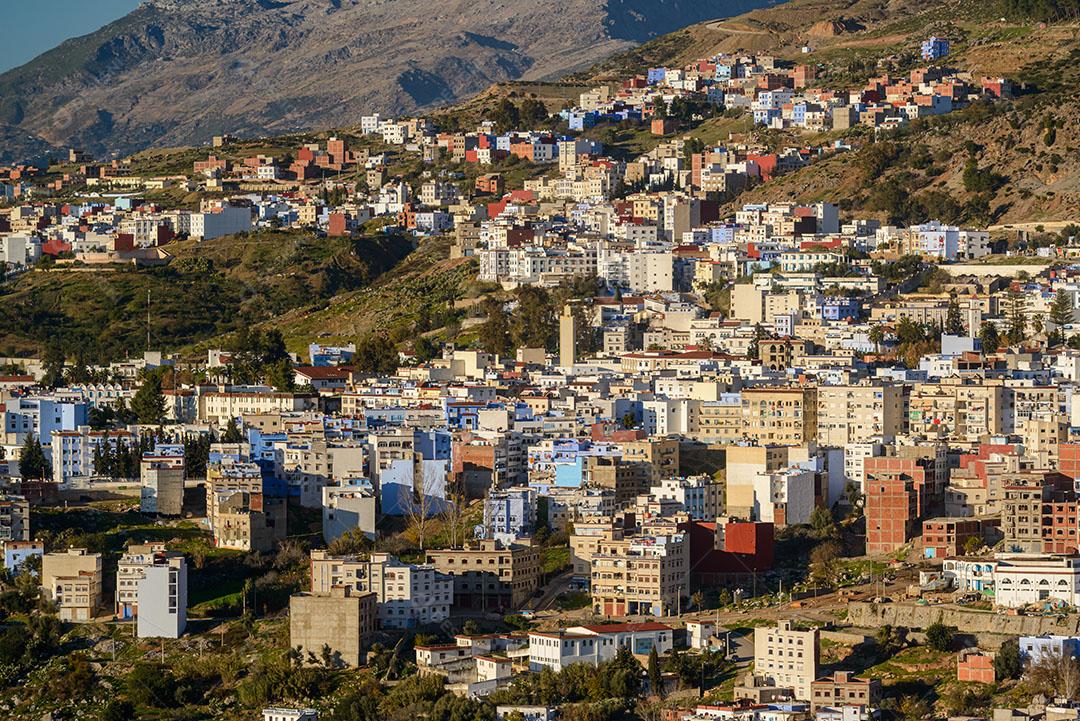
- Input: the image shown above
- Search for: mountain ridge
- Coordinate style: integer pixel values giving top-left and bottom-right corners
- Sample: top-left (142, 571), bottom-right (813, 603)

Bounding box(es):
top-left (0, 0), bottom-right (779, 163)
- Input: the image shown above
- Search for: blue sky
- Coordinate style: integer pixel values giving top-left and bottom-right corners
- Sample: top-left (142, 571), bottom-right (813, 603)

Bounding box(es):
top-left (0, 0), bottom-right (140, 73)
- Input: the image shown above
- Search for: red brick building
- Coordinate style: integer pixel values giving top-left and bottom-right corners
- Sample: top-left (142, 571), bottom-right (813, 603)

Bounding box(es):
top-left (810, 671), bottom-right (882, 711)
top-left (957, 649), bottom-right (995, 683)
top-left (921, 517), bottom-right (987, 559)
top-left (864, 461), bottom-right (919, 555)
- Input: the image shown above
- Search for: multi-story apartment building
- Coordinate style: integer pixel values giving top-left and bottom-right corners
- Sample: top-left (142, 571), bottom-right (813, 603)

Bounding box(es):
top-left (426, 539), bottom-right (542, 612)
top-left (140, 444), bottom-right (185, 515)
top-left (816, 384), bottom-right (906, 446)
top-left (741, 387), bottom-right (818, 445)
top-left (483, 487), bottom-right (537, 544)
top-left (290, 586), bottom-right (378, 666)
top-left (0, 495), bottom-right (30, 542)
top-left (42, 548), bottom-right (103, 622)
top-left (137, 554), bottom-right (187, 639)
top-left (589, 532), bottom-right (689, 617)
top-left (810, 671), bottom-right (882, 711)
top-left (753, 620), bottom-right (820, 701)
top-left (309, 550), bottom-right (453, 629)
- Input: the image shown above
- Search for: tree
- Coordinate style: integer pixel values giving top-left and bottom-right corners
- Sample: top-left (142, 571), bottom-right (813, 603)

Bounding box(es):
top-left (102, 699), bottom-right (137, 721)
top-left (844, 481), bottom-right (864, 518)
top-left (478, 298), bottom-right (512, 356)
top-left (647, 646), bottom-right (664, 698)
top-left (962, 535), bottom-right (983, 556)
top-left (978, 321), bottom-right (1000, 353)
top-left (41, 342), bottom-right (66, 390)
top-left (354, 334), bottom-right (399, 375)
top-left (491, 98), bottom-right (521, 133)
top-left (1049, 289), bottom-right (1074, 345)
top-left (1028, 647), bottom-right (1080, 700)
top-left (1006, 288), bottom-right (1027, 344)
top-left (222, 418), bottom-right (244, 443)
top-left (748, 323), bottom-right (766, 360)
top-left (18, 433), bottom-right (50, 481)
top-left (945, 298), bottom-right (965, 335)
top-left (131, 369), bottom-right (167, 424)
top-left (868, 324), bottom-right (886, 353)
top-left (810, 540), bottom-right (843, 586)
top-left (994, 637), bottom-right (1023, 681)
top-left (925, 621), bottom-right (956, 652)
top-left (809, 506), bottom-right (837, 538)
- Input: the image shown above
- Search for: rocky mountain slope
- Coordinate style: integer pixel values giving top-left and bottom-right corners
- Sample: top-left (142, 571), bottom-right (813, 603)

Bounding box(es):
top-left (0, 0), bottom-right (778, 162)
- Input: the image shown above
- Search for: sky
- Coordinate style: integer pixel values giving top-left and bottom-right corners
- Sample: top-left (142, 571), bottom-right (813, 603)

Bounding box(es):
top-left (0, 0), bottom-right (141, 73)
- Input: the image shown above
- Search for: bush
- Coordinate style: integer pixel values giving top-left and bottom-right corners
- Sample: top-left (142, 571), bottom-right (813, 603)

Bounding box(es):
top-left (925, 621), bottom-right (956, 651)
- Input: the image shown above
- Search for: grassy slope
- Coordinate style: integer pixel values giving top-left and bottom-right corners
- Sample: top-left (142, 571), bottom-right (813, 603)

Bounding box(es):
top-left (0, 230), bottom-right (415, 362)
top-left (260, 235), bottom-right (480, 353)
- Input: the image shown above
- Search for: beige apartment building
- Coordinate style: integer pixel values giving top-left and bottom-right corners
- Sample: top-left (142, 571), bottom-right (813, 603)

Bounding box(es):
top-left (754, 620), bottom-right (820, 701)
top-left (589, 532), bottom-right (689, 617)
top-left (569, 519), bottom-right (624, 577)
top-left (197, 390), bottom-right (317, 426)
top-left (619, 438), bottom-right (680, 485)
top-left (42, 548), bottom-right (103, 622)
top-left (290, 586), bottom-right (377, 666)
top-left (725, 445), bottom-right (791, 518)
top-left (691, 399), bottom-right (744, 442)
top-left (308, 550), bottom-right (453, 629)
top-left (908, 382), bottom-right (1005, 442)
top-left (816, 383), bottom-right (906, 446)
top-left (741, 387), bottom-right (818, 445)
top-left (426, 539), bottom-right (542, 611)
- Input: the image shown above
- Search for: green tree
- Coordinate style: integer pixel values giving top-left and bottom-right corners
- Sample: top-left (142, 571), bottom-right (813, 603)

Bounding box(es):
top-left (131, 369), bottom-right (167, 424)
top-left (1049, 289), bottom-right (1074, 346)
top-left (809, 506), bottom-right (837, 538)
top-left (354, 334), bottom-right (399, 375)
top-left (478, 298), bottom-right (512, 356)
top-left (222, 418), bottom-right (244, 443)
top-left (810, 540), bottom-right (843, 586)
top-left (979, 321), bottom-right (1001, 352)
top-left (491, 98), bottom-right (521, 133)
top-left (18, 433), bottom-right (50, 481)
top-left (868, 324), bottom-right (886, 353)
top-left (925, 621), bottom-right (956, 651)
top-left (513, 286), bottom-right (556, 350)
top-left (945, 298), bottom-right (965, 336)
top-left (1006, 289), bottom-right (1027, 344)
top-left (647, 646), bottom-right (664, 697)
top-left (41, 342), bottom-right (66, 390)
top-left (101, 699), bottom-right (137, 721)
top-left (748, 323), bottom-right (766, 360)
top-left (994, 637), bottom-right (1023, 681)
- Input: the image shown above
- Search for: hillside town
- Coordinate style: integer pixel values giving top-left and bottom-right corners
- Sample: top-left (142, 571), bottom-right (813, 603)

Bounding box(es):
top-left (0, 18), bottom-right (1079, 721)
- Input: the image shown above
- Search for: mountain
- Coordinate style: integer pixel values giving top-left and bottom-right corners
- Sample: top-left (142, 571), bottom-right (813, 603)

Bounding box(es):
top-left (0, 0), bottom-right (780, 162)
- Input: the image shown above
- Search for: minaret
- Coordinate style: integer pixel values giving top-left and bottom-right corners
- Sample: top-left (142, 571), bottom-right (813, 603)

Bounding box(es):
top-left (559, 304), bottom-right (578, 368)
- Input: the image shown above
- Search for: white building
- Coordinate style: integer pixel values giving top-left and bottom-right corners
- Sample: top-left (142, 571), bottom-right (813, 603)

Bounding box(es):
top-left (994, 554), bottom-right (1080, 608)
top-left (137, 554), bottom-right (187, 639)
top-left (753, 620), bottom-right (820, 701)
top-left (527, 622), bottom-right (673, 672)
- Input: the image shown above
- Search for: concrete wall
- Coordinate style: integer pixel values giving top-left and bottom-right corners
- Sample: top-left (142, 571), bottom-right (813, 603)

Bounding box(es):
top-left (848, 601), bottom-right (1080, 640)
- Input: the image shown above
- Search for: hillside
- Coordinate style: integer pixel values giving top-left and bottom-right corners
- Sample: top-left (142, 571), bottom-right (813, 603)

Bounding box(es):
top-left (0, 230), bottom-right (414, 362)
top-left (0, 0), bottom-right (780, 162)
top-left (590, 0), bottom-right (1080, 225)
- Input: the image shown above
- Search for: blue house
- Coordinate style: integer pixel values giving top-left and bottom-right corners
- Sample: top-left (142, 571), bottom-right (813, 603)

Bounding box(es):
top-left (921, 36), bottom-right (949, 61)
top-left (821, 296), bottom-right (860, 321)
